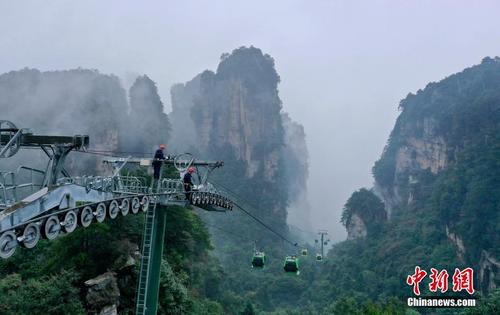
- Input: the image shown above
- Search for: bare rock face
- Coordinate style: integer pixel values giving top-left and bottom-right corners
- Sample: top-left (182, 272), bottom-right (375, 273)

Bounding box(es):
top-left (169, 74), bottom-right (203, 153)
top-left (346, 213), bottom-right (367, 240)
top-left (394, 118), bottom-right (448, 176)
top-left (169, 47), bottom-right (308, 228)
top-left (98, 305), bottom-right (118, 315)
top-left (479, 250), bottom-right (500, 293)
top-left (112, 239), bottom-right (140, 270)
top-left (171, 48), bottom-right (282, 158)
top-left (395, 137), bottom-right (447, 175)
top-left (85, 272), bottom-right (120, 315)
top-left (446, 225), bottom-right (466, 262)
top-left (363, 57), bottom-right (500, 295)
top-left (376, 117), bottom-right (450, 216)
top-left (342, 188), bottom-right (386, 240)
top-left (372, 182), bottom-right (401, 217)
top-left (282, 112), bottom-right (312, 231)
top-left (194, 77), bottom-right (283, 180)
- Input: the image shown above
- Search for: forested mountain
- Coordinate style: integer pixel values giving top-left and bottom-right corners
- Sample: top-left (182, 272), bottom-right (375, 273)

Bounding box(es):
top-left (0, 69), bottom-right (170, 173)
top-left (169, 46), bottom-right (311, 236)
top-left (0, 68), bottom-right (128, 173)
top-left (1, 50), bottom-right (499, 315)
top-left (302, 57), bottom-right (500, 314)
top-left (168, 47), bottom-right (314, 312)
top-left (0, 48), bottom-right (313, 314)
top-left (0, 69), bottom-right (207, 314)
top-left (124, 75), bottom-right (171, 154)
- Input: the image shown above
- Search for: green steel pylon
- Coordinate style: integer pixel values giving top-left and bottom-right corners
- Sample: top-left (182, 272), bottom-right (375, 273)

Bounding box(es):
top-left (136, 176), bottom-right (168, 315)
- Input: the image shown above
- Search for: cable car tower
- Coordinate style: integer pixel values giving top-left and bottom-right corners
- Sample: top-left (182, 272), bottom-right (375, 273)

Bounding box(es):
top-left (315, 230), bottom-right (330, 261)
top-left (102, 155), bottom-right (232, 314)
top-left (0, 121), bottom-right (234, 315)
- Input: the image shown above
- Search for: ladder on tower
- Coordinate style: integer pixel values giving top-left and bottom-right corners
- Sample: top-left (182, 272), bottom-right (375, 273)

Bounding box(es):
top-left (135, 201), bottom-right (157, 315)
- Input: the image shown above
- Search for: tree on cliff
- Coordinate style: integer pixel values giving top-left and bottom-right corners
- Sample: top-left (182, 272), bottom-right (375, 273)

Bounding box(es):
top-left (314, 57), bottom-right (500, 307)
top-left (217, 46), bottom-right (280, 93)
top-left (341, 188), bottom-right (386, 233)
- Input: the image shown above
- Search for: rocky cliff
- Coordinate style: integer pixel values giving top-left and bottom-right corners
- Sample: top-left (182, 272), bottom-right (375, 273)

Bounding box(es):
top-left (344, 56), bottom-right (500, 292)
top-left (124, 75), bottom-right (171, 154)
top-left (373, 57), bottom-right (500, 216)
top-left (0, 68), bottom-right (171, 175)
top-left (305, 58), bottom-right (500, 308)
top-left (341, 188), bottom-right (387, 240)
top-left (167, 48), bottom-right (314, 312)
top-left (281, 112), bottom-right (312, 231)
top-left (169, 46), bottom-right (310, 233)
top-left (0, 68), bottom-right (127, 173)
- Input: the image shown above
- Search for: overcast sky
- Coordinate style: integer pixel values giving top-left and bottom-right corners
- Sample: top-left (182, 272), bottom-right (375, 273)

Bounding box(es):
top-left (1, 0), bottom-right (499, 241)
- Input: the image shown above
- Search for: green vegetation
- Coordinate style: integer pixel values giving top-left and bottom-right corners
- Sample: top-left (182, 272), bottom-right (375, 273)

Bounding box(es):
top-left (1, 52), bottom-right (498, 314)
top-left (341, 188), bottom-right (386, 233)
top-left (0, 206), bottom-right (226, 314)
top-left (0, 271), bottom-right (85, 315)
top-left (310, 57), bottom-right (500, 314)
top-left (217, 46), bottom-right (281, 94)
top-left (463, 289), bottom-right (500, 315)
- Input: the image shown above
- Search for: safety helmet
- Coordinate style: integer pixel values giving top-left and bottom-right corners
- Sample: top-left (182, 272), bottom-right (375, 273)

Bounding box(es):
top-left (188, 166), bottom-right (196, 173)
top-left (159, 144), bottom-right (166, 149)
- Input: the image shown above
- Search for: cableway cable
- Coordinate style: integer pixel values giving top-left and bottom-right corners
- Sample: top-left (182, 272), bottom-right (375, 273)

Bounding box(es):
top-left (61, 149), bottom-right (301, 248)
top-left (212, 180), bottom-right (318, 236)
top-left (203, 221), bottom-right (256, 244)
top-left (211, 180), bottom-right (298, 247)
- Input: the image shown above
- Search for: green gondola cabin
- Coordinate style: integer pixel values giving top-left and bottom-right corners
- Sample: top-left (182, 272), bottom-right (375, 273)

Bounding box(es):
top-left (283, 256), bottom-right (299, 273)
top-left (252, 251), bottom-right (266, 268)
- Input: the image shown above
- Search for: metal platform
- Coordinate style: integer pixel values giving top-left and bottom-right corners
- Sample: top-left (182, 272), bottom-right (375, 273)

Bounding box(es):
top-left (1, 120), bottom-right (235, 315)
top-left (0, 121), bottom-right (233, 259)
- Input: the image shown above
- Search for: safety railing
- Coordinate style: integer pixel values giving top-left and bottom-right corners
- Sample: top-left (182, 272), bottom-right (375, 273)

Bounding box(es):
top-left (0, 167), bottom-right (45, 210)
top-left (0, 172), bottom-right (16, 207)
top-left (159, 179), bottom-right (184, 194)
top-left (114, 176), bottom-right (149, 194)
top-left (0, 182), bottom-right (10, 210)
top-left (57, 175), bottom-right (146, 194)
top-left (16, 166), bottom-right (45, 195)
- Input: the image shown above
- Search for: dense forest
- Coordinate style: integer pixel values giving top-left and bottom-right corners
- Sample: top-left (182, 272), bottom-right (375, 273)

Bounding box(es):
top-left (1, 49), bottom-right (499, 314)
top-left (304, 57), bottom-right (500, 314)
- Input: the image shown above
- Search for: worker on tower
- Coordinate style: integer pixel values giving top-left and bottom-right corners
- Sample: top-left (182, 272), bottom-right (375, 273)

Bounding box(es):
top-left (152, 144), bottom-right (166, 181)
top-left (183, 166), bottom-right (195, 201)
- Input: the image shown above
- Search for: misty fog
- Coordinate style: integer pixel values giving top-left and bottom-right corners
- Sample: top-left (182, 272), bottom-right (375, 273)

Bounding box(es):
top-left (2, 0), bottom-right (500, 242)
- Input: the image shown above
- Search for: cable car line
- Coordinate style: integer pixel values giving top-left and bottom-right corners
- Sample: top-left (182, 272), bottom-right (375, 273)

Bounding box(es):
top-left (84, 153), bottom-right (307, 273)
top-left (49, 151), bottom-right (308, 265)
top-left (75, 150), bottom-right (116, 157)
top-left (203, 221), bottom-right (268, 269)
top-left (78, 152), bottom-right (302, 247)
top-left (76, 154), bottom-right (304, 273)
top-left (210, 181), bottom-right (298, 247)
top-left (61, 151), bottom-right (302, 265)
top-left (203, 221), bottom-right (256, 244)
top-left (232, 201), bottom-right (298, 247)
